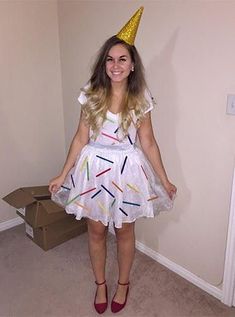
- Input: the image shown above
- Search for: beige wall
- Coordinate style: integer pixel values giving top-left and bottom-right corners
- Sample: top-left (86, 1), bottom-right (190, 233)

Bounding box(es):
top-left (0, 1), bottom-right (65, 222)
top-left (57, 0), bottom-right (235, 286)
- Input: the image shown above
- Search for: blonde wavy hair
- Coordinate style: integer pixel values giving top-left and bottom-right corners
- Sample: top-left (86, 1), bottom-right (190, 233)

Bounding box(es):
top-left (82, 36), bottom-right (150, 140)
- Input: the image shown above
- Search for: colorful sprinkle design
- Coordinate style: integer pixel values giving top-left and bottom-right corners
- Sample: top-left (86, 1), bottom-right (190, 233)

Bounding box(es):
top-left (147, 196), bottom-right (159, 201)
top-left (121, 156), bottom-right (127, 174)
top-left (141, 165), bottom-right (148, 180)
top-left (112, 181), bottom-right (123, 193)
top-left (61, 185), bottom-right (70, 191)
top-left (126, 183), bottom-right (140, 193)
top-left (101, 132), bottom-right (119, 142)
top-left (96, 155), bottom-right (114, 164)
top-left (91, 189), bottom-right (102, 199)
top-left (96, 168), bottom-right (111, 177)
top-left (101, 184), bottom-right (115, 198)
top-left (71, 175), bottom-right (75, 188)
top-left (123, 201), bottom-right (141, 206)
top-left (119, 207), bottom-right (128, 216)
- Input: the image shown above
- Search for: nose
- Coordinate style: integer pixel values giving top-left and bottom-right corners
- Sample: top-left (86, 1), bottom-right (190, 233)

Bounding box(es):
top-left (113, 60), bottom-right (119, 68)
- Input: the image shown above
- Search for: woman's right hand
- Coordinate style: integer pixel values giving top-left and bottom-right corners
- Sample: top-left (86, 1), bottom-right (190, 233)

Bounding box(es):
top-left (49, 175), bottom-right (65, 193)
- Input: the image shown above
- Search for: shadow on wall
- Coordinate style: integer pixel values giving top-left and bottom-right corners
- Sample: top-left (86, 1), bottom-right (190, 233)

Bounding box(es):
top-left (0, 107), bottom-right (50, 195)
top-left (144, 29), bottom-right (191, 234)
top-left (0, 109), bottom-right (33, 190)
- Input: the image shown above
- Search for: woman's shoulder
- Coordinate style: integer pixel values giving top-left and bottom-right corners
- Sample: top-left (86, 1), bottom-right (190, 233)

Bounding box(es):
top-left (143, 88), bottom-right (156, 114)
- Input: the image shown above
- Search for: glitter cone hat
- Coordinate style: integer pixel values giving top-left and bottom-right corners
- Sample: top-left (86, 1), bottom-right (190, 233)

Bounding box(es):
top-left (116, 7), bottom-right (144, 46)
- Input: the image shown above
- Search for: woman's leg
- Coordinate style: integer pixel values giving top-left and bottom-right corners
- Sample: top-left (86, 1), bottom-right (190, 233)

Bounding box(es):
top-left (87, 219), bottom-right (108, 304)
top-left (113, 222), bottom-right (135, 303)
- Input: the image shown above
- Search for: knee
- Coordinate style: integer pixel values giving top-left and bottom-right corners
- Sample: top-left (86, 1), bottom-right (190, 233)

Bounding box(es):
top-left (88, 220), bottom-right (107, 242)
top-left (115, 223), bottom-right (135, 242)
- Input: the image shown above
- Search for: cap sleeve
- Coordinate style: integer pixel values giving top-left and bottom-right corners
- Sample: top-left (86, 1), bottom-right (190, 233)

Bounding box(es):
top-left (144, 89), bottom-right (156, 114)
top-left (77, 83), bottom-right (90, 105)
top-left (78, 90), bottom-right (87, 105)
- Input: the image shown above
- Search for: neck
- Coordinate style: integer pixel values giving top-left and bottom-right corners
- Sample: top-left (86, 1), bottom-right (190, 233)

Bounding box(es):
top-left (110, 81), bottom-right (127, 97)
top-left (109, 81), bottom-right (128, 113)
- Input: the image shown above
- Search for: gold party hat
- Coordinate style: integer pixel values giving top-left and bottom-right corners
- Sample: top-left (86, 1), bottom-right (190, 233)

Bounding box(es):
top-left (116, 7), bottom-right (144, 46)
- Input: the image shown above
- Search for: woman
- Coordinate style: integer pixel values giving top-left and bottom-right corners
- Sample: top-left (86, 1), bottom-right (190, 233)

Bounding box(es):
top-left (49, 7), bottom-right (176, 314)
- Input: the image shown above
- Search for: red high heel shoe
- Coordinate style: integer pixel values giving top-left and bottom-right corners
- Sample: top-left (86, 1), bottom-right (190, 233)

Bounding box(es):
top-left (111, 281), bottom-right (130, 313)
top-left (94, 280), bottom-right (108, 314)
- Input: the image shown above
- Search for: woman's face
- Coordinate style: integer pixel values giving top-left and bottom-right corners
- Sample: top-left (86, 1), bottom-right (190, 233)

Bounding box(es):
top-left (105, 44), bottom-right (134, 85)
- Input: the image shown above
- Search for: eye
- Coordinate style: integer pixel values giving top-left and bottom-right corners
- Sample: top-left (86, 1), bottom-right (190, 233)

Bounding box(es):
top-left (120, 58), bottom-right (127, 62)
top-left (106, 57), bottom-right (113, 62)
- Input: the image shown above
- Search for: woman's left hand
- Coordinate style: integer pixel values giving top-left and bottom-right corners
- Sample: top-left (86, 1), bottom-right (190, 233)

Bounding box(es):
top-left (162, 180), bottom-right (177, 200)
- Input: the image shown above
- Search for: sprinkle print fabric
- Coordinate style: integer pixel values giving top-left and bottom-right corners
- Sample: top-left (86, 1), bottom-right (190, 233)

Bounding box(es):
top-left (51, 90), bottom-right (174, 228)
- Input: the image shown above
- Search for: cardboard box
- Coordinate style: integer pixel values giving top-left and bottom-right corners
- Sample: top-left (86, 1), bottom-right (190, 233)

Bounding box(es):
top-left (25, 216), bottom-right (87, 251)
top-left (3, 186), bottom-right (69, 228)
top-left (3, 186), bottom-right (87, 250)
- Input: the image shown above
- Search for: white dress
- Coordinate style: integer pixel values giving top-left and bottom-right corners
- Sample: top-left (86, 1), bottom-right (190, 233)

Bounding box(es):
top-left (52, 89), bottom-right (174, 228)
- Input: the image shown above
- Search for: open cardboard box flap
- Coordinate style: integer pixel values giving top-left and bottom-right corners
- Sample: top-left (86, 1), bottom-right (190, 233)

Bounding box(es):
top-left (3, 188), bottom-right (36, 208)
top-left (39, 199), bottom-right (64, 214)
top-left (2, 186), bottom-right (51, 209)
top-left (22, 186), bottom-right (51, 198)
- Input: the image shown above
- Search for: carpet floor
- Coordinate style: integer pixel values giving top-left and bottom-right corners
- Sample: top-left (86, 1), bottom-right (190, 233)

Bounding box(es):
top-left (0, 223), bottom-right (234, 317)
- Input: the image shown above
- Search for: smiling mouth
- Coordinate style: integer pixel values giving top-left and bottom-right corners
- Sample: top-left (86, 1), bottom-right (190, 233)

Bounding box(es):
top-left (111, 71), bottom-right (122, 75)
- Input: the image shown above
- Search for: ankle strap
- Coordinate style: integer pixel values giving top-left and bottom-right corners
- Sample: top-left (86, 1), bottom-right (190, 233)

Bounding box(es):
top-left (118, 280), bottom-right (130, 286)
top-left (95, 280), bottom-right (106, 286)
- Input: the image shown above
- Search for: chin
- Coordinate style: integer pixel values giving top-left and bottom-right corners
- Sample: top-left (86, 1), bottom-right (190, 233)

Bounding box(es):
top-left (110, 77), bottom-right (128, 84)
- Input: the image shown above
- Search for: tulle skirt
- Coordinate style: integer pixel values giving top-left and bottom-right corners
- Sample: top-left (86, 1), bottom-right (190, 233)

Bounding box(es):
top-left (52, 142), bottom-right (174, 228)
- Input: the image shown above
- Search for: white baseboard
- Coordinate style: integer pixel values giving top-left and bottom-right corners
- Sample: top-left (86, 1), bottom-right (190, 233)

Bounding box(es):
top-left (109, 225), bottom-right (222, 302)
top-left (0, 217), bottom-right (24, 232)
top-left (136, 240), bottom-right (222, 301)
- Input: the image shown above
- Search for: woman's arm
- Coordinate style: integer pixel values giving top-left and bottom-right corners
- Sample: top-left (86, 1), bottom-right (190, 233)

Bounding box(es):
top-left (49, 110), bottom-right (89, 193)
top-left (137, 112), bottom-right (176, 199)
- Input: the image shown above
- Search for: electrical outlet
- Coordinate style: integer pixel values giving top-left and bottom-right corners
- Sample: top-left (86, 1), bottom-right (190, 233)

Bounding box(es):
top-left (227, 94), bottom-right (235, 115)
